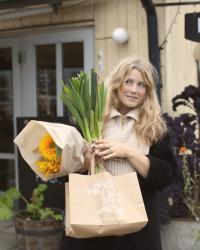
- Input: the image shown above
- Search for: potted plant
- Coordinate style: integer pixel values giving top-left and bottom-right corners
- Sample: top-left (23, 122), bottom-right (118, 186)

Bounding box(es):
top-left (160, 85), bottom-right (200, 250)
top-left (0, 183), bottom-right (64, 250)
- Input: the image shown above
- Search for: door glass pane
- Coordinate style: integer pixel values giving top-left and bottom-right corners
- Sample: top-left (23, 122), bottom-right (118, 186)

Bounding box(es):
top-left (36, 44), bottom-right (56, 116)
top-left (62, 42), bottom-right (84, 82)
top-left (62, 42), bottom-right (83, 121)
top-left (0, 48), bottom-right (13, 153)
top-left (0, 159), bottom-right (15, 190)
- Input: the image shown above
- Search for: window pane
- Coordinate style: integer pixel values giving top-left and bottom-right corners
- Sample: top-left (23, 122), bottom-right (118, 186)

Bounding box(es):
top-left (36, 44), bottom-right (56, 116)
top-left (62, 42), bottom-right (83, 120)
top-left (0, 159), bottom-right (15, 191)
top-left (62, 42), bottom-right (83, 82)
top-left (0, 48), bottom-right (13, 153)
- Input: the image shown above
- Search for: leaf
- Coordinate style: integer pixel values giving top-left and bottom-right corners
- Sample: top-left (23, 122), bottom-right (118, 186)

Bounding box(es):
top-left (0, 187), bottom-right (20, 211)
top-left (91, 69), bottom-right (97, 111)
top-left (61, 70), bottom-right (107, 142)
top-left (39, 208), bottom-right (53, 220)
top-left (52, 213), bottom-right (63, 221)
top-left (6, 188), bottom-right (21, 200)
top-left (60, 91), bottom-right (87, 139)
top-left (56, 145), bottom-right (62, 160)
top-left (90, 110), bottom-right (95, 139)
top-left (0, 206), bottom-right (13, 220)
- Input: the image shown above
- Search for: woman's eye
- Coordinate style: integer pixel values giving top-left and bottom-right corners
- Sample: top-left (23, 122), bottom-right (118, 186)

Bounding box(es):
top-left (125, 79), bottom-right (132, 85)
top-left (138, 82), bottom-right (146, 87)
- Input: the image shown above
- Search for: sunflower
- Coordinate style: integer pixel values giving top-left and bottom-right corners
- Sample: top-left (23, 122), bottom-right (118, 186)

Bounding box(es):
top-left (36, 160), bottom-right (60, 177)
top-left (38, 133), bottom-right (57, 161)
top-left (36, 133), bottom-right (61, 176)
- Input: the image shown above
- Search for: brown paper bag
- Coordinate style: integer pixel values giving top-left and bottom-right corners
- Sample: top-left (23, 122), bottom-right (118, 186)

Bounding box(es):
top-left (65, 171), bottom-right (148, 238)
top-left (14, 120), bottom-right (85, 181)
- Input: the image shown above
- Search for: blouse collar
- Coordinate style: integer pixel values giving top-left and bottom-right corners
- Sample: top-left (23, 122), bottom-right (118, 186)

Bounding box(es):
top-left (109, 108), bottom-right (140, 121)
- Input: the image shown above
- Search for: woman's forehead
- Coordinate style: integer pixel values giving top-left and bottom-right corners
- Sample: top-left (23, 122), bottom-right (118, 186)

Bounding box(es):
top-left (125, 68), bottom-right (144, 79)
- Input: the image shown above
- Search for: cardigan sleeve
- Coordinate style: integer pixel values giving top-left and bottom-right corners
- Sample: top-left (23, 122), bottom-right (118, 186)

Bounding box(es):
top-left (138, 132), bottom-right (178, 191)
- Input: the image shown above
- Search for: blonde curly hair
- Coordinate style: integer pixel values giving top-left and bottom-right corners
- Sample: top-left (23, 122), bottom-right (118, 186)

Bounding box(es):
top-left (103, 57), bottom-right (167, 145)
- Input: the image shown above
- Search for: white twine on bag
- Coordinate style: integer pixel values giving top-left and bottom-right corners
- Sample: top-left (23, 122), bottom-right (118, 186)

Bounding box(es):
top-left (87, 179), bottom-right (124, 221)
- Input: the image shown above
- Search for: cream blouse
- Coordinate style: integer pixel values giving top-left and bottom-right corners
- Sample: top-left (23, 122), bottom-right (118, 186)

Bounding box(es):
top-left (103, 108), bottom-right (150, 176)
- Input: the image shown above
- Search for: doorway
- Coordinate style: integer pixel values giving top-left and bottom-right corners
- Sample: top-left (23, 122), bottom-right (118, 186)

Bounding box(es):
top-left (0, 27), bottom-right (94, 190)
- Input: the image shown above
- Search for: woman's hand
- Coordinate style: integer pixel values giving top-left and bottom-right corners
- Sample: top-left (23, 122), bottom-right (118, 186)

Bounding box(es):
top-left (83, 144), bottom-right (95, 170)
top-left (94, 139), bottom-right (150, 178)
top-left (94, 139), bottom-right (131, 160)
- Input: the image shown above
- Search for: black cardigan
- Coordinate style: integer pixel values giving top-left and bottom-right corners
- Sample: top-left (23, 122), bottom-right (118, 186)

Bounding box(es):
top-left (130, 132), bottom-right (177, 250)
top-left (66, 132), bottom-right (177, 250)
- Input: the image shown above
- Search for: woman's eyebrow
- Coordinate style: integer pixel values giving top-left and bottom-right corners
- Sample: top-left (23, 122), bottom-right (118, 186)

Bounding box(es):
top-left (126, 77), bottom-right (145, 83)
top-left (125, 77), bottom-right (134, 80)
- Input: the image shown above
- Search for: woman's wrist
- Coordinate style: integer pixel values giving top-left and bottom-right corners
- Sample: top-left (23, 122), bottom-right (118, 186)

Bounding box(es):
top-left (125, 146), bottom-right (150, 178)
top-left (125, 146), bottom-right (136, 160)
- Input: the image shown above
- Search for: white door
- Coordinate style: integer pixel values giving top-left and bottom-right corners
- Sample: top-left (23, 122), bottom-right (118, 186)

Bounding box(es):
top-left (0, 27), bottom-right (94, 190)
top-left (0, 38), bottom-right (21, 190)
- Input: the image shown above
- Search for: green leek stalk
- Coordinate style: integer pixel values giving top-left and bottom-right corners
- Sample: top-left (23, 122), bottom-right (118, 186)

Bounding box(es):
top-left (60, 70), bottom-right (107, 143)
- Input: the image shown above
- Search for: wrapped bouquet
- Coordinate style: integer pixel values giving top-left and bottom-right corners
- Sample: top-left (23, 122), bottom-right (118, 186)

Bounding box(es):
top-left (14, 121), bottom-right (85, 181)
top-left (14, 70), bottom-right (107, 180)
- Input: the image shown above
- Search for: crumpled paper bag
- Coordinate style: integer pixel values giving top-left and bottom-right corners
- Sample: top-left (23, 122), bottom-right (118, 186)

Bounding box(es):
top-left (65, 171), bottom-right (148, 238)
top-left (14, 120), bottom-right (85, 181)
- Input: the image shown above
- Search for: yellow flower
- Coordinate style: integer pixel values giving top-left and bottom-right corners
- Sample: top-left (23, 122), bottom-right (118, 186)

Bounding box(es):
top-left (36, 160), bottom-right (60, 177)
top-left (38, 133), bottom-right (57, 161)
top-left (36, 133), bottom-right (61, 176)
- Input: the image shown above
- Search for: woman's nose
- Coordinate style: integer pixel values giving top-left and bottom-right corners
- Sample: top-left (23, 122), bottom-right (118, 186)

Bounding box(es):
top-left (129, 83), bottom-right (137, 92)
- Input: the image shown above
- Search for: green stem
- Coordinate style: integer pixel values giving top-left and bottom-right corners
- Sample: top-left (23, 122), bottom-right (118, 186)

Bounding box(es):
top-left (20, 194), bottom-right (30, 206)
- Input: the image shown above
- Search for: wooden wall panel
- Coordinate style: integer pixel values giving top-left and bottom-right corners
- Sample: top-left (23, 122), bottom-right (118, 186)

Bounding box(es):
top-left (95, 39), bottom-right (107, 80)
top-left (60, 7), bottom-right (74, 24)
top-left (127, 0), bottom-right (139, 57)
top-left (105, 0), bottom-right (119, 73)
top-left (159, 4), bottom-right (200, 114)
top-left (94, 0), bottom-right (107, 79)
top-left (95, 0), bottom-right (148, 80)
top-left (137, 0), bottom-right (148, 58)
top-left (118, 0), bottom-right (128, 59)
top-left (94, 0), bottom-right (106, 39)
top-left (0, 19), bottom-right (21, 31)
top-left (0, 0), bottom-right (94, 31)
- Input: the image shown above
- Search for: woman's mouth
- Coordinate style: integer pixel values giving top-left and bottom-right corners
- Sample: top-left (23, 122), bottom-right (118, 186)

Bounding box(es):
top-left (126, 95), bottom-right (138, 100)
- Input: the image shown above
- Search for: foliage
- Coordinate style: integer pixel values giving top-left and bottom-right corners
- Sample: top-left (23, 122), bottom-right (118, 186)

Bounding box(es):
top-left (182, 154), bottom-right (200, 222)
top-left (0, 188), bottom-right (20, 220)
top-left (61, 70), bottom-right (107, 143)
top-left (0, 184), bottom-right (63, 221)
top-left (161, 85), bottom-right (200, 223)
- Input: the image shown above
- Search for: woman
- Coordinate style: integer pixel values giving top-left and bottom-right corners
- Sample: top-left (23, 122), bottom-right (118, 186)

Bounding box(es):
top-left (68, 57), bottom-right (177, 250)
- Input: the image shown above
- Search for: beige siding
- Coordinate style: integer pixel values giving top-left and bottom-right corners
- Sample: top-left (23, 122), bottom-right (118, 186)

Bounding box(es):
top-left (94, 0), bottom-right (148, 79)
top-left (0, 0), bottom-right (94, 31)
top-left (157, 3), bottom-right (200, 114)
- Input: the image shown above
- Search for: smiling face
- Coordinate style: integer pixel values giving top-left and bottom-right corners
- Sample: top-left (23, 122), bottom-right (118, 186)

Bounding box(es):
top-left (117, 68), bottom-right (147, 115)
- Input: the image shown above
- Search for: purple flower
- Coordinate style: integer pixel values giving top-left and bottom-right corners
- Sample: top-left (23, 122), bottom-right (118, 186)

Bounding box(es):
top-left (161, 85), bottom-right (200, 223)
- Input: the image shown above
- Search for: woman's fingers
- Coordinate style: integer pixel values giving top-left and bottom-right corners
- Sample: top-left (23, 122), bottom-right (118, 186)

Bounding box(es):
top-left (94, 148), bottom-right (116, 161)
top-left (94, 139), bottom-right (126, 160)
top-left (94, 140), bottom-right (114, 150)
top-left (95, 139), bottom-right (109, 144)
top-left (95, 148), bottom-right (113, 157)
